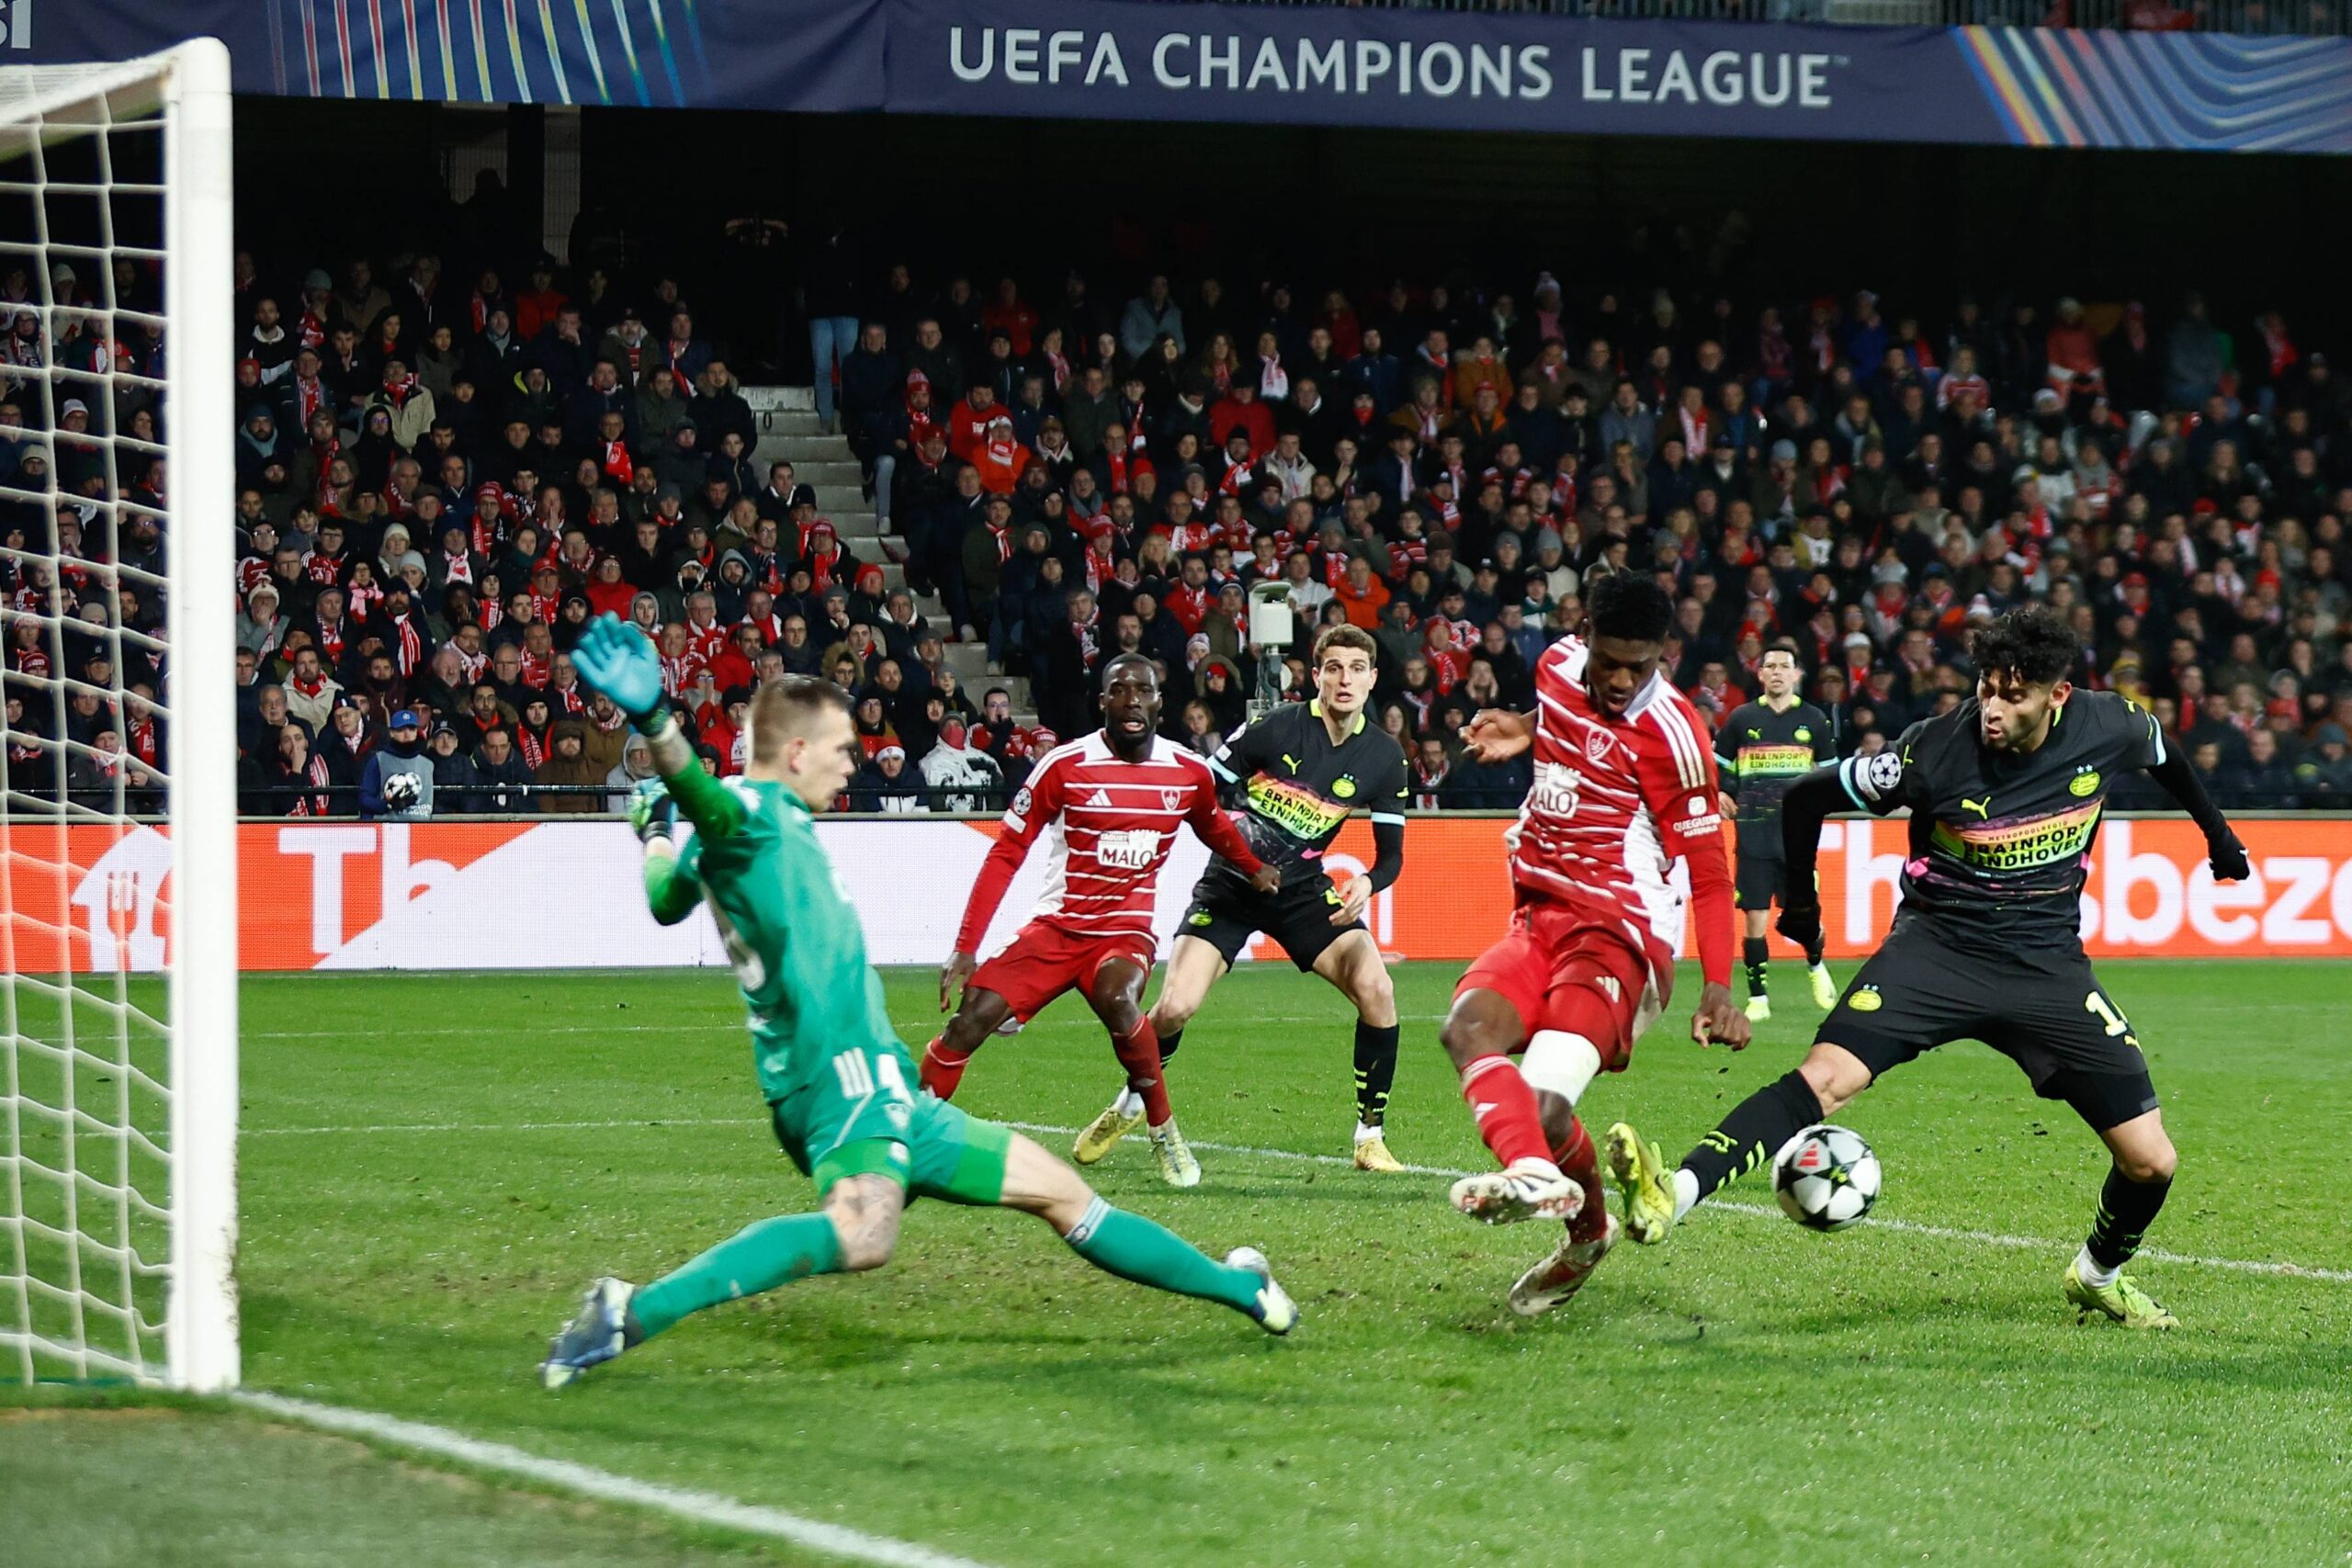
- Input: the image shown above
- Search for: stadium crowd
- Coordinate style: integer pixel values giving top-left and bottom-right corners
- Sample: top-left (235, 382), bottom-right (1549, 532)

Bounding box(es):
top-left (6, 238), bottom-right (2352, 818)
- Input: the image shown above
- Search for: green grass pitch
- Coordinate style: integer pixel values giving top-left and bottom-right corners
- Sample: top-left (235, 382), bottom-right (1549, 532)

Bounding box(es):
top-left (6, 960), bottom-right (2351, 1566)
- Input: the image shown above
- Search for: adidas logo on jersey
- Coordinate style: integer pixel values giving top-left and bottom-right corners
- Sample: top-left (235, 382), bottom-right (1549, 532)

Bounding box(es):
top-left (1090, 789), bottom-right (1113, 806)
top-left (1591, 976), bottom-right (1623, 1003)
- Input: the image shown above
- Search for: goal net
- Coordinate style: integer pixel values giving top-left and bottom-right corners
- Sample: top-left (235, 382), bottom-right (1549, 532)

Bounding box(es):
top-left (0, 41), bottom-right (238, 1391)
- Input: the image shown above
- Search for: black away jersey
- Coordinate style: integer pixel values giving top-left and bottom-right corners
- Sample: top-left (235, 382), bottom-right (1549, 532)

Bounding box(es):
top-left (1835, 690), bottom-right (2165, 949)
top-left (1716, 698), bottom-right (1834, 837)
top-left (1209, 700), bottom-right (1410, 888)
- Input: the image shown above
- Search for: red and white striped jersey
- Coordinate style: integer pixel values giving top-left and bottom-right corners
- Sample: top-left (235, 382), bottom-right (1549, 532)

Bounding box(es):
top-left (956, 732), bottom-right (1233, 947)
top-left (1508, 637), bottom-right (1727, 989)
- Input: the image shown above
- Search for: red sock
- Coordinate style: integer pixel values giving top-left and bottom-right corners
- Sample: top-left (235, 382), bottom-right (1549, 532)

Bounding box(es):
top-left (1551, 1114), bottom-right (1609, 1241)
top-left (919, 1037), bottom-right (971, 1100)
top-left (1460, 1055), bottom-right (1551, 1169)
top-left (1109, 1018), bottom-right (1172, 1127)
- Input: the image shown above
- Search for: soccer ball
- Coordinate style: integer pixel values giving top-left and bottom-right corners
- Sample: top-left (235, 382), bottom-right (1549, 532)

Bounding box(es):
top-left (1771, 1124), bottom-right (1881, 1231)
top-left (382, 771), bottom-right (424, 809)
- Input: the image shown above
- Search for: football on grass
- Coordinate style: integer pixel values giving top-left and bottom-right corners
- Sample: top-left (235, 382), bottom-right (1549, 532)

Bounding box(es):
top-left (1772, 1124), bottom-right (1881, 1231)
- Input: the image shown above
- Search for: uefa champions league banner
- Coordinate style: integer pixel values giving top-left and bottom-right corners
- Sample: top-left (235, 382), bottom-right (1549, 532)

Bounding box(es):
top-left (10, 0), bottom-right (2352, 152)
top-left (6, 816), bottom-right (2352, 973)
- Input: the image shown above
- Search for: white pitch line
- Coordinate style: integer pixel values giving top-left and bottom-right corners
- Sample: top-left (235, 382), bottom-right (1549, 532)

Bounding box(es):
top-left (246, 1113), bottom-right (2352, 1285)
top-left (231, 1391), bottom-right (996, 1568)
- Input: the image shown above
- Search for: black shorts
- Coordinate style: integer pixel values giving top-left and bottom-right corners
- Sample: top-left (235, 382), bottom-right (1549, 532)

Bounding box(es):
top-left (1179, 865), bottom-right (1363, 973)
top-left (1734, 848), bottom-right (1789, 911)
top-left (1817, 913), bottom-right (2160, 1132)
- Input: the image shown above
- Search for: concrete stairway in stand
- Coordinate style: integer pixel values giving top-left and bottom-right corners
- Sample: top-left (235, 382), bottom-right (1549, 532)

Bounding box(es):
top-left (742, 384), bottom-right (1031, 722)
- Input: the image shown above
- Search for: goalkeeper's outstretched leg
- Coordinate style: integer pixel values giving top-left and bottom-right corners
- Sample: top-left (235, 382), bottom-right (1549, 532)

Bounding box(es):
top-left (541, 1129), bottom-right (1294, 1386)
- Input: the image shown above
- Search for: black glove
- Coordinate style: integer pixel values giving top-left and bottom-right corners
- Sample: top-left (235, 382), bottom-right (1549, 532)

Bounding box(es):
top-left (1777, 899), bottom-right (1823, 955)
top-left (2206, 826), bottom-right (2250, 883)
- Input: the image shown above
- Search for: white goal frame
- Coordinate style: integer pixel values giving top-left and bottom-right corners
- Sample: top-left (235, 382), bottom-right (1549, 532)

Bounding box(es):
top-left (0, 39), bottom-right (238, 1392)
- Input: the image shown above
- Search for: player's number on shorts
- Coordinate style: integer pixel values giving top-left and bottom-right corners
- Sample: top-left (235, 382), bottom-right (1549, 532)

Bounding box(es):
top-left (2084, 991), bottom-right (2131, 1038)
top-left (832, 1049), bottom-right (912, 1103)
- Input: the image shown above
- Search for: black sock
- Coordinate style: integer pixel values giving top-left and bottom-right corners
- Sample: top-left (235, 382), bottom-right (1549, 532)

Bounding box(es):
top-left (1679, 1070), bottom-right (1823, 1203)
top-left (1155, 1027), bottom-right (1183, 1067)
top-left (1743, 936), bottom-right (1770, 998)
top-left (1804, 933), bottom-right (1826, 968)
top-left (2086, 1166), bottom-right (2171, 1269)
top-left (1352, 1021), bottom-right (1400, 1127)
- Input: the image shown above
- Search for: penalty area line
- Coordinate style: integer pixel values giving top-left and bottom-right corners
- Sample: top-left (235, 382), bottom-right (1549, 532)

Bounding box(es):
top-left (229, 1391), bottom-right (997, 1568)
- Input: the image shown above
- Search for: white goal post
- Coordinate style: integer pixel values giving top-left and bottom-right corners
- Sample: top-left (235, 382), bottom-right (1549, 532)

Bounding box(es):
top-left (0, 39), bottom-right (238, 1391)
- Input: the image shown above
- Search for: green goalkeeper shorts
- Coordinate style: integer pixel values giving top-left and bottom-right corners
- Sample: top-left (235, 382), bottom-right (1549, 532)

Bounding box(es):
top-left (769, 1041), bottom-right (1010, 1206)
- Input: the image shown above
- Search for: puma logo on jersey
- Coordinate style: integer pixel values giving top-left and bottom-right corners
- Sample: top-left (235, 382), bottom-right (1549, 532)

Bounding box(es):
top-left (1962, 795), bottom-right (1991, 818)
top-left (1747, 728), bottom-right (1761, 739)
top-left (1282, 753), bottom-right (1300, 773)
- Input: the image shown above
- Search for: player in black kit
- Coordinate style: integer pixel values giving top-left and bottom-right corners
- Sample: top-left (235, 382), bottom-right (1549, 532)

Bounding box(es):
top-left (1069, 625), bottom-right (1413, 1176)
top-left (1714, 644), bottom-right (1838, 1021)
top-left (1610, 607), bottom-right (2250, 1328)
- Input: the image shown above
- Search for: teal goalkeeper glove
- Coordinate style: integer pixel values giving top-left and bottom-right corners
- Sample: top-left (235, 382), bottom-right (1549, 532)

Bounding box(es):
top-left (628, 778), bottom-right (675, 844)
top-left (571, 614), bottom-right (668, 725)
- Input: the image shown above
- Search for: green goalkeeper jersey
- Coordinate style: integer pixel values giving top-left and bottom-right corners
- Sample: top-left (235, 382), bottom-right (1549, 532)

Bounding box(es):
top-left (662, 775), bottom-right (909, 1105)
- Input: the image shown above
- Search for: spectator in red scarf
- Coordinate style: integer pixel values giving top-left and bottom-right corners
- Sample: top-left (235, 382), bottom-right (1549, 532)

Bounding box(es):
top-left (973, 416), bottom-right (1023, 496)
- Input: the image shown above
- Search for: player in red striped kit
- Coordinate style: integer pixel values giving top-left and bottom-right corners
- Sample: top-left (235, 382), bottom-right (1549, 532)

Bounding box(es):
top-left (1440, 572), bottom-right (1748, 1315)
top-left (924, 654), bottom-right (1280, 1187)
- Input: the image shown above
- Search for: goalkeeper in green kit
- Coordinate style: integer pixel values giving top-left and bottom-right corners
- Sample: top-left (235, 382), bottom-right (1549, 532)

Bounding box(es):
top-left (540, 615), bottom-right (1297, 1388)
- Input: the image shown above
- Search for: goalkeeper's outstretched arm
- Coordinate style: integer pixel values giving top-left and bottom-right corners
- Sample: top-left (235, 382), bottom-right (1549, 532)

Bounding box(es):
top-left (571, 613), bottom-right (745, 841)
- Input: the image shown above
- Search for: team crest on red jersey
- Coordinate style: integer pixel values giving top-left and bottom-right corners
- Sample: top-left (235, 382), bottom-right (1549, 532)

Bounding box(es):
top-left (1585, 728), bottom-right (1613, 764)
top-left (1160, 788), bottom-right (1189, 812)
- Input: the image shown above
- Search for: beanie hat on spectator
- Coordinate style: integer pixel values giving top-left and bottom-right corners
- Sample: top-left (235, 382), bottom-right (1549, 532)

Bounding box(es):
top-left (303, 268), bottom-right (332, 292)
top-left (876, 745), bottom-right (907, 763)
top-left (2318, 724), bottom-right (2349, 749)
top-left (1770, 439), bottom-right (1797, 463)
